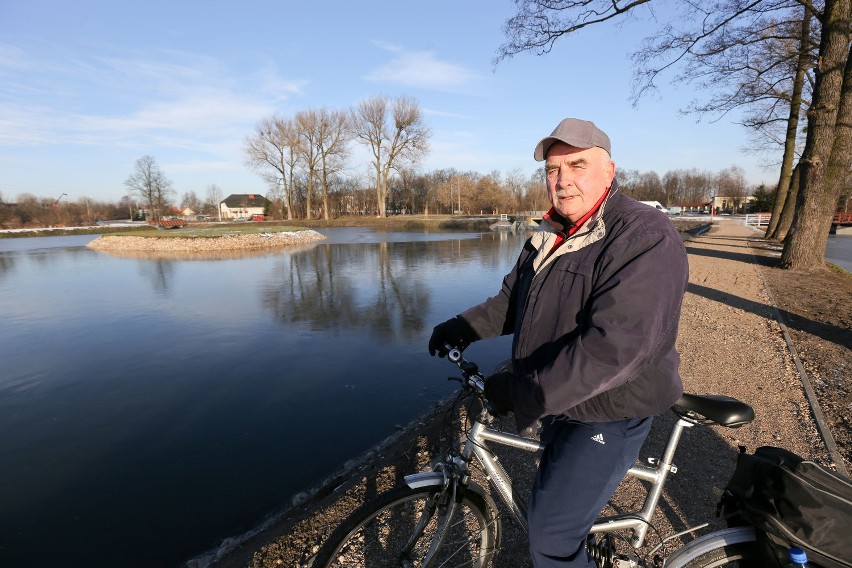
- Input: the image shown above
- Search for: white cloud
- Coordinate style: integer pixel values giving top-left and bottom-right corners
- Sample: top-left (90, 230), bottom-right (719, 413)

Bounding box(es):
top-left (165, 159), bottom-right (238, 174)
top-left (422, 107), bottom-right (467, 119)
top-left (0, 43), bottom-right (308, 154)
top-left (363, 42), bottom-right (477, 92)
top-left (0, 43), bottom-right (32, 74)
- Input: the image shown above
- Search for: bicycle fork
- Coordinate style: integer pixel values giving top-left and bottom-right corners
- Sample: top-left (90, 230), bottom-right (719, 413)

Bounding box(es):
top-left (397, 483), bottom-right (458, 567)
top-left (403, 460), bottom-right (469, 567)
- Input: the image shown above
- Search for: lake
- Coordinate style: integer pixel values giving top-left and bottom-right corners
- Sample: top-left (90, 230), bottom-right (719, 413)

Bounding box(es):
top-left (0, 228), bottom-right (519, 567)
top-left (826, 233), bottom-right (852, 272)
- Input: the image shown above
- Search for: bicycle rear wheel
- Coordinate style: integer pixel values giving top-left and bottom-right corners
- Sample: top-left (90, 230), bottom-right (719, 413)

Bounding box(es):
top-left (312, 481), bottom-right (500, 567)
top-left (666, 527), bottom-right (760, 567)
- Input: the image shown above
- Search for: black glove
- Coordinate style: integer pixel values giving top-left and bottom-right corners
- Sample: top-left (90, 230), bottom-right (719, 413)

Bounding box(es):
top-left (428, 316), bottom-right (478, 357)
top-left (483, 371), bottom-right (513, 416)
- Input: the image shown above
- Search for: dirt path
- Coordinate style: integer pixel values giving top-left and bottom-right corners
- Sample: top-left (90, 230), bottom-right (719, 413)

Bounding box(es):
top-left (199, 220), bottom-right (848, 568)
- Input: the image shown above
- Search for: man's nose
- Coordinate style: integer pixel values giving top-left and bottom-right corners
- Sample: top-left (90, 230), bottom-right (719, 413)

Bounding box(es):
top-left (557, 165), bottom-right (572, 188)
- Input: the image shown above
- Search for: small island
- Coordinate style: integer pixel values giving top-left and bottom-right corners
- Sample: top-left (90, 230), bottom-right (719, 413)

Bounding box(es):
top-left (86, 226), bottom-right (326, 253)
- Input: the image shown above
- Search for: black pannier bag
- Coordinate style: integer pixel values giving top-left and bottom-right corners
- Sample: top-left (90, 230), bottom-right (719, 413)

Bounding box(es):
top-left (718, 446), bottom-right (852, 567)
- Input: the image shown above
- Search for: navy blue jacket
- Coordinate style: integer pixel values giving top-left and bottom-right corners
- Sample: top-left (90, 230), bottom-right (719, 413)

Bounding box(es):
top-left (460, 184), bottom-right (689, 433)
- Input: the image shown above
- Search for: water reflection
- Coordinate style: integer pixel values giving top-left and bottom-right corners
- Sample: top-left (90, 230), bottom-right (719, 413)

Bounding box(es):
top-left (0, 253), bottom-right (15, 280)
top-left (264, 241), bottom-right (431, 338)
top-left (140, 259), bottom-right (176, 295)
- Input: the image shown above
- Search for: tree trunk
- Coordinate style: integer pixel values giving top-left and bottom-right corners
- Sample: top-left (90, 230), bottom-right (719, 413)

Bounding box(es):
top-left (781, 0), bottom-right (851, 270)
top-left (306, 174), bottom-right (313, 220)
top-left (375, 162), bottom-right (386, 217)
top-left (767, 6), bottom-right (811, 239)
top-left (821, 43), bottom-right (852, 231)
top-left (321, 166), bottom-right (330, 221)
top-left (286, 164), bottom-right (295, 220)
top-left (776, 161), bottom-right (802, 241)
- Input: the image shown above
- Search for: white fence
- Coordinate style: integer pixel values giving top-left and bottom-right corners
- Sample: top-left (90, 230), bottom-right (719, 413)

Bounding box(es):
top-left (744, 213), bottom-right (771, 227)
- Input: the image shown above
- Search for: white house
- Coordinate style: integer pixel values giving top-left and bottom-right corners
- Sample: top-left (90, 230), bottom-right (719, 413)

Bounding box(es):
top-left (219, 194), bottom-right (270, 220)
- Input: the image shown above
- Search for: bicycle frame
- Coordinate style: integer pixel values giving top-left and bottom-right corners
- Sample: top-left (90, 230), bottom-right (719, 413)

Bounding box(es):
top-left (404, 398), bottom-right (700, 558)
top-left (463, 412), bottom-right (695, 549)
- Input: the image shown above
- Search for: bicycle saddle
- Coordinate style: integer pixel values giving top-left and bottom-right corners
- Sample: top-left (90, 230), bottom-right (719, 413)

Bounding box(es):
top-left (674, 393), bottom-right (755, 428)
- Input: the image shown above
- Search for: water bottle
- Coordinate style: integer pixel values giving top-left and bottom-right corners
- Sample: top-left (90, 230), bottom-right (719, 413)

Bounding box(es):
top-left (785, 547), bottom-right (809, 567)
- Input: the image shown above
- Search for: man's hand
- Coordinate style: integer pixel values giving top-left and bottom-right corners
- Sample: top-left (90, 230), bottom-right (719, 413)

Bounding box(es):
top-left (484, 371), bottom-right (513, 416)
top-left (428, 316), bottom-right (478, 357)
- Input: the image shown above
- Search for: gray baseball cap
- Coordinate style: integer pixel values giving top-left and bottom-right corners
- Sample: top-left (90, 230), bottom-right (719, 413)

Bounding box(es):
top-left (533, 118), bottom-right (611, 161)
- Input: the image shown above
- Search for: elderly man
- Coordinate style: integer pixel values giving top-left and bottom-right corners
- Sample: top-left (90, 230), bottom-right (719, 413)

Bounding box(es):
top-left (429, 118), bottom-right (689, 567)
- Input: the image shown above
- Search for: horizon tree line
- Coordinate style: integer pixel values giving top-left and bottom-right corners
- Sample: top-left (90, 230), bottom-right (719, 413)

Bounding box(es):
top-left (2, 161), bottom-right (807, 229)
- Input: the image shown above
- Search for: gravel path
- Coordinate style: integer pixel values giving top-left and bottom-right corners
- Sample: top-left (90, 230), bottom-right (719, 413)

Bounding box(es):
top-left (201, 220), bottom-right (845, 568)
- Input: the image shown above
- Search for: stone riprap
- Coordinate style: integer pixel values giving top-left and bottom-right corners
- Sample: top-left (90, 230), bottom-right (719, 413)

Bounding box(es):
top-left (86, 229), bottom-right (326, 253)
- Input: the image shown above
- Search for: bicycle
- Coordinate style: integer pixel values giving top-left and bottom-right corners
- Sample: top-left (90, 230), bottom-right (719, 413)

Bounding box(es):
top-left (312, 347), bottom-right (760, 567)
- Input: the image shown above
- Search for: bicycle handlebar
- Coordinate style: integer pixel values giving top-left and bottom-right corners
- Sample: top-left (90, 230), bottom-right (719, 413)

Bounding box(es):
top-left (444, 344), bottom-right (485, 393)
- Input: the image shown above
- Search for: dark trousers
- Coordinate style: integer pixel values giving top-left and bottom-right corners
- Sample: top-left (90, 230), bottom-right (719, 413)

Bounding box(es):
top-left (527, 416), bottom-right (653, 567)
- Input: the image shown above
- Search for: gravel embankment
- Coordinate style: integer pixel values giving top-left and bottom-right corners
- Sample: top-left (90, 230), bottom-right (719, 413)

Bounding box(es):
top-left (200, 220), bottom-right (846, 568)
top-left (86, 230), bottom-right (326, 253)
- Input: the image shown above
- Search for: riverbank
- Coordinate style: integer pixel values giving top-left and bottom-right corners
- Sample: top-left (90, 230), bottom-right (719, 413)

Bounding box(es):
top-left (196, 219), bottom-right (850, 568)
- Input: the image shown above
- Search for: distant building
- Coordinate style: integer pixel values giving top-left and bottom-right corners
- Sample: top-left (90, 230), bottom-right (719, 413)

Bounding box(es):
top-left (219, 194), bottom-right (270, 220)
top-left (670, 201), bottom-right (711, 214)
top-left (708, 195), bottom-right (757, 215)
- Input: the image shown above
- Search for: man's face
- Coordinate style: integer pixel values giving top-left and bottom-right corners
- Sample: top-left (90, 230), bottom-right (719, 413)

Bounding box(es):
top-left (545, 143), bottom-right (615, 223)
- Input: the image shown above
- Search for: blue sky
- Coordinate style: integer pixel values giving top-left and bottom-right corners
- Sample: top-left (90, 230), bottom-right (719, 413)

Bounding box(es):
top-left (1, 0), bottom-right (778, 203)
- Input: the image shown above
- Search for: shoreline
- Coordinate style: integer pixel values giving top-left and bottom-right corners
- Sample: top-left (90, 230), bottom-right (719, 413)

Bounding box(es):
top-left (85, 229), bottom-right (327, 253)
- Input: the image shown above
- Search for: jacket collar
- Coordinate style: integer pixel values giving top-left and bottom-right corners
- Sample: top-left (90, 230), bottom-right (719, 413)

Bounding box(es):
top-left (540, 178), bottom-right (619, 238)
top-left (529, 180), bottom-right (619, 272)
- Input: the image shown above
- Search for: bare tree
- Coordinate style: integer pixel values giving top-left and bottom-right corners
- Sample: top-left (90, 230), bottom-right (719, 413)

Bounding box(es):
top-left (682, 168), bottom-right (716, 204)
top-left (352, 97), bottom-right (387, 216)
top-left (717, 165), bottom-right (750, 213)
top-left (629, 3), bottom-right (815, 235)
top-left (523, 168), bottom-right (551, 212)
top-left (472, 171), bottom-right (514, 214)
top-left (180, 190), bottom-right (202, 213)
top-left (0, 191), bottom-right (6, 227)
top-left (296, 109), bottom-right (322, 220)
top-left (505, 168), bottom-right (528, 211)
top-left (765, 6), bottom-right (815, 238)
top-left (205, 184), bottom-right (223, 220)
top-left (636, 171), bottom-right (664, 202)
top-left (615, 168), bottom-right (642, 197)
top-left (497, 0), bottom-right (851, 270)
top-left (315, 108), bottom-right (351, 220)
top-left (389, 167), bottom-right (423, 214)
top-left (781, 0), bottom-right (850, 269)
top-left (351, 95), bottom-right (431, 217)
top-left (124, 155), bottom-right (173, 220)
top-left (244, 115), bottom-right (301, 220)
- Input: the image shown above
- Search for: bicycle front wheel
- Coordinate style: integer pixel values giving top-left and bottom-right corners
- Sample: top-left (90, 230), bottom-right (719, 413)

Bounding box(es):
top-left (313, 481), bottom-right (500, 567)
top-left (665, 527), bottom-right (760, 567)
